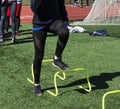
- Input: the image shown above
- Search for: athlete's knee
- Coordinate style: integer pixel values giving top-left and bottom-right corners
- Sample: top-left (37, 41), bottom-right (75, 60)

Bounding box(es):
top-left (58, 27), bottom-right (69, 37)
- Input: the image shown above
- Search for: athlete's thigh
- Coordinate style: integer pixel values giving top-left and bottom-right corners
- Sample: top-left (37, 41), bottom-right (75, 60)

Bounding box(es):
top-left (49, 20), bottom-right (67, 34)
top-left (33, 29), bottom-right (47, 53)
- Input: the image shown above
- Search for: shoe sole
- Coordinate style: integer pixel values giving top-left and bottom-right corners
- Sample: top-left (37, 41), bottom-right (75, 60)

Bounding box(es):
top-left (33, 90), bottom-right (42, 96)
top-left (0, 39), bottom-right (4, 43)
top-left (0, 41), bottom-right (4, 43)
top-left (52, 62), bottom-right (69, 70)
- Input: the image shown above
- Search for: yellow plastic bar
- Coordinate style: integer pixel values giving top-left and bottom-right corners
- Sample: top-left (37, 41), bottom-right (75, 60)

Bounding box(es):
top-left (47, 71), bottom-right (66, 96)
top-left (27, 59), bottom-right (52, 84)
top-left (42, 59), bottom-right (53, 63)
top-left (27, 64), bottom-right (34, 84)
top-left (47, 68), bottom-right (92, 96)
top-left (102, 90), bottom-right (120, 109)
top-left (27, 59), bottom-right (92, 97)
top-left (78, 68), bottom-right (91, 92)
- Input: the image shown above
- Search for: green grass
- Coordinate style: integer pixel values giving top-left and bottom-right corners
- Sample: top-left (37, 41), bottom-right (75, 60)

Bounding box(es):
top-left (22, 0), bottom-right (30, 6)
top-left (0, 24), bottom-right (120, 109)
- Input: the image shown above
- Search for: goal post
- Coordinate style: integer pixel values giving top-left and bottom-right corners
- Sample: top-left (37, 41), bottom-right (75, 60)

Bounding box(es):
top-left (73, 0), bottom-right (120, 25)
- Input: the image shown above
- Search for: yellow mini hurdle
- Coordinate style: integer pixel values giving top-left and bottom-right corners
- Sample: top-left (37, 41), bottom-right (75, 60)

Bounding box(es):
top-left (47, 68), bottom-right (92, 96)
top-left (27, 59), bottom-right (92, 96)
top-left (27, 59), bottom-right (53, 84)
top-left (102, 89), bottom-right (120, 109)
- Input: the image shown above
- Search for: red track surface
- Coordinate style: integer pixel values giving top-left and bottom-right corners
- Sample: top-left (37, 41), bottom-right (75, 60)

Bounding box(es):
top-left (21, 5), bottom-right (91, 23)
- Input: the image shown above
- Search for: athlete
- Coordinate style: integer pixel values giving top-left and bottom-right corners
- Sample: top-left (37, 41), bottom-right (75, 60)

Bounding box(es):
top-left (30, 0), bottom-right (69, 96)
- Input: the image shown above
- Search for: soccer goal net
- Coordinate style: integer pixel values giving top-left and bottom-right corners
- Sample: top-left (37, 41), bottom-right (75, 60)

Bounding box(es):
top-left (73, 0), bottom-right (120, 25)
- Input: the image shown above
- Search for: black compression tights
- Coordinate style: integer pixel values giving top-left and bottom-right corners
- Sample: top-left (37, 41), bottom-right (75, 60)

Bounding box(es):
top-left (33, 20), bottom-right (69, 84)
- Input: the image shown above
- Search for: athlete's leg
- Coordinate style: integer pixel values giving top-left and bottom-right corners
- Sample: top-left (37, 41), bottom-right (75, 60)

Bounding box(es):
top-left (16, 3), bottom-right (22, 35)
top-left (49, 20), bottom-right (69, 58)
top-left (49, 20), bottom-right (69, 70)
top-left (33, 28), bottom-right (47, 84)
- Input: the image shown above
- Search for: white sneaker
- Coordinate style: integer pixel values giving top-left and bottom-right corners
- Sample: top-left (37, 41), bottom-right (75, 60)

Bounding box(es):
top-left (0, 37), bottom-right (3, 43)
top-left (11, 37), bottom-right (16, 43)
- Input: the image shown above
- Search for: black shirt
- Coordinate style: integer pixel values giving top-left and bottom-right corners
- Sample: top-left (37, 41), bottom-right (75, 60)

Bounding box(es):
top-left (30, 0), bottom-right (68, 26)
